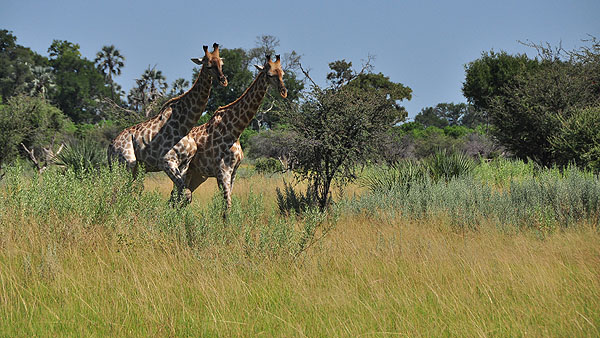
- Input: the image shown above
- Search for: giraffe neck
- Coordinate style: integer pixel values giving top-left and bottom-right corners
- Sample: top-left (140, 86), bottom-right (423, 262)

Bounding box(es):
top-left (161, 66), bottom-right (213, 135)
top-left (215, 72), bottom-right (269, 141)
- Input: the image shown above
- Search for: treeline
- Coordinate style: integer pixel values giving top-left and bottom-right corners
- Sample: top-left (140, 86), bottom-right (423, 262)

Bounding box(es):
top-left (1, 28), bottom-right (599, 175)
top-left (0, 32), bottom-right (308, 169)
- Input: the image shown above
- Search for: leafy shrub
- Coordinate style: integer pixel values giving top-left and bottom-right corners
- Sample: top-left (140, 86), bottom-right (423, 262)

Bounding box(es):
top-left (424, 149), bottom-right (476, 182)
top-left (361, 160), bottom-right (429, 194)
top-left (275, 181), bottom-right (320, 215)
top-left (56, 138), bottom-right (107, 175)
top-left (551, 105), bottom-right (600, 172)
top-left (254, 157), bottom-right (283, 174)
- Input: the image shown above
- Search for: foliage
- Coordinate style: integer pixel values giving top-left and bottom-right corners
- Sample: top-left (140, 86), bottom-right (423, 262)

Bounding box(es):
top-left (254, 157), bottom-right (283, 174)
top-left (415, 102), bottom-right (483, 128)
top-left (0, 95), bottom-right (67, 167)
top-left (462, 50), bottom-right (540, 113)
top-left (48, 40), bottom-right (111, 123)
top-left (362, 159), bottom-right (429, 194)
top-left (239, 127), bottom-right (258, 151)
top-left (423, 149), bottom-right (476, 182)
top-left (127, 65), bottom-right (168, 115)
top-left (55, 138), bottom-right (107, 175)
top-left (94, 45), bottom-right (125, 101)
top-left (169, 77), bottom-right (189, 97)
top-left (203, 48), bottom-right (254, 114)
top-left (281, 82), bottom-right (406, 210)
top-left (246, 129), bottom-right (295, 160)
top-left (551, 105), bottom-right (600, 171)
top-left (488, 40), bottom-right (600, 166)
top-left (350, 160), bottom-right (600, 231)
top-left (362, 150), bottom-right (475, 194)
top-left (275, 181), bottom-right (320, 215)
top-left (0, 30), bottom-right (47, 100)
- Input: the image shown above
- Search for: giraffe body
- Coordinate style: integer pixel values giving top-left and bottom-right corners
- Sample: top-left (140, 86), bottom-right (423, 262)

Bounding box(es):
top-left (108, 44), bottom-right (227, 202)
top-left (181, 55), bottom-right (287, 210)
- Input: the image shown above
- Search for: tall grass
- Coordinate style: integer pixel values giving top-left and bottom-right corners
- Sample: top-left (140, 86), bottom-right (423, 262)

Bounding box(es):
top-left (357, 158), bottom-right (600, 231)
top-left (1, 159), bottom-right (599, 335)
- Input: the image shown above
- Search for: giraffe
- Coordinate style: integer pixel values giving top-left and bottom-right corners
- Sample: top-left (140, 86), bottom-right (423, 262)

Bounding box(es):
top-left (108, 43), bottom-right (227, 202)
top-left (178, 54), bottom-right (287, 211)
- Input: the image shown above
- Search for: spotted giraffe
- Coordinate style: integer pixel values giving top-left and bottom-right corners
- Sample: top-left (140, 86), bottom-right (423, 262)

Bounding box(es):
top-left (177, 54), bottom-right (287, 210)
top-left (108, 43), bottom-right (227, 202)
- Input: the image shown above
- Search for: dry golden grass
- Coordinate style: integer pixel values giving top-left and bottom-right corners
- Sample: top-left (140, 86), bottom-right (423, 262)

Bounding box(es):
top-left (1, 170), bottom-right (599, 336)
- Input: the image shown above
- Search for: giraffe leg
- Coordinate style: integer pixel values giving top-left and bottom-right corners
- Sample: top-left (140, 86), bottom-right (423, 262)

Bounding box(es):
top-left (217, 169), bottom-right (233, 219)
top-left (164, 160), bottom-right (191, 206)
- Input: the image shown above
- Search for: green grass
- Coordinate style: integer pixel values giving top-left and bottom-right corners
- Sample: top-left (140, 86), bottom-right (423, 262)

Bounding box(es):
top-left (1, 159), bottom-right (599, 336)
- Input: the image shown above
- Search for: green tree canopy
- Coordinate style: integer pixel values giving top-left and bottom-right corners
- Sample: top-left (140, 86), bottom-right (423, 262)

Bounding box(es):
top-left (0, 95), bottom-right (68, 166)
top-left (0, 30), bottom-right (47, 101)
top-left (415, 102), bottom-right (482, 128)
top-left (462, 50), bottom-right (540, 113)
top-left (485, 39), bottom-right (600, 166)
top-left (95, 45), bottom-right (125, 101)
top-left (48, 40), bottom-right (111, 123)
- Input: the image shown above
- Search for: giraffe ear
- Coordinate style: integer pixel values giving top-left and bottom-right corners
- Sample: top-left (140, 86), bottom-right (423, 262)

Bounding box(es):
top-left (254, 64), bottom-right (264, 71)
top-left (191, 57), bottom-right (203, 65)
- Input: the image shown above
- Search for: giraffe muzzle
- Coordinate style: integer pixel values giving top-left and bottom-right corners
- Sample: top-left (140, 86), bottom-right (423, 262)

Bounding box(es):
top-left (219, 75), bottom-right (228, 87)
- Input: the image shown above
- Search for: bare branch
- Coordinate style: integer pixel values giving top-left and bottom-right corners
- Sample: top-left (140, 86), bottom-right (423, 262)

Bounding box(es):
top-left (299, 63), bottom-right (319, 89)
top-left (21, 143), bottom-right (44, 173)
top-left (357, 53), bottom-right (376, 77)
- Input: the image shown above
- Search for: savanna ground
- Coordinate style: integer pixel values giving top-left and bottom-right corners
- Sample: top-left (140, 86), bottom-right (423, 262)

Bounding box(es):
top-left (0, 160), bottom-right (599, 336)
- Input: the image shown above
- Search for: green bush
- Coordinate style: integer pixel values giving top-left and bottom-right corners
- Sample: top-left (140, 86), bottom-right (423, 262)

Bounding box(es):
top-left (55, 138), bottom-right (107, 175)
top-left (254, 157), bottom-right (283, 174)
top-left (275, 181), bottom-right (320, 215)
top-left (423, 149), bottom-right (476, 182)
top-left (0, 164), bottom-right (333, 259)
top-left (361, 159), bottom-right (429, 194)
top-left (551, 105), bottom-right (600, 172)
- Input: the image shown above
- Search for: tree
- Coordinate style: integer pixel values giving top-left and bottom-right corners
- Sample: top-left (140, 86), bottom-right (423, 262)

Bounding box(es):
top-left (127, 65), bottom-right (168, 116)
top-left (26, 66), bottom-right (55, 99)
top-left (48, 40), bottom-right (111, 123)
top-left (0, 30), bottom-right (47, 101)
top-left (326, 59), bottom-right (354, 88)
top-left (486, 39), bottom-right (600, 166)
top-left (550, 105), bottom-right (600, 171)
top-left (203, 48), bottom-right (253, 114)
top-left (0, 95), bottom-right (68, 168)
top-left (169, 78), bottom-right (189, 97)
top-left (279, 59), bottom-right (410, 210)
top-left (414, 106), bottom-right (448, 128)
top-left (414, 102), bottom-right (481, 128)
top-left (95, 45), bottom-right (125, 101)
top-left (462, 51), bottom-right (540, 120)
top-left (201, 42), bottom-right (304, 130)
top-left (346, 72), bottom-right (412, 122)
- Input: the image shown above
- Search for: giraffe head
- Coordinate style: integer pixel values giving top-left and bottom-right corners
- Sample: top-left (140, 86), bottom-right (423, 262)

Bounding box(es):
top-left (191, 43), bottom-right (228, 87)
top-left (255, 54), bottom-right (287, 98)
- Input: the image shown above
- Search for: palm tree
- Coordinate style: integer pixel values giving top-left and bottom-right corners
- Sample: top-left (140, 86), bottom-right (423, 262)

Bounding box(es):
top-left (169, 78), bottom-right (189, 97)
top-left (127, 66), bottom-right (168, 116)
top-left (28, 66), bottom-right (55, 99)
top-left (95, 45), bottom-right (125, 100)
top-left (141, 66), bottom-right (167, 102)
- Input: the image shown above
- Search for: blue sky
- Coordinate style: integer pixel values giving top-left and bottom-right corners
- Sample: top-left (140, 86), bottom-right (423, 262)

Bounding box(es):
top-left (2, 0), bottom-right (599, 119)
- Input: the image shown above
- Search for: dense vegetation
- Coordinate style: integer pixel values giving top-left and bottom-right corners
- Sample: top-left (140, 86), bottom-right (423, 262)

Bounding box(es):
top-left (1, 158), bottom-right (599, 335)
top-left (1, 29), bottom-right (599, 335)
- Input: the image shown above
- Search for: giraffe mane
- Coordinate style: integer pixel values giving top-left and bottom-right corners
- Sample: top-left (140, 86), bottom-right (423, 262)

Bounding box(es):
top-left (214, 71), bottom-right (267, 112)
